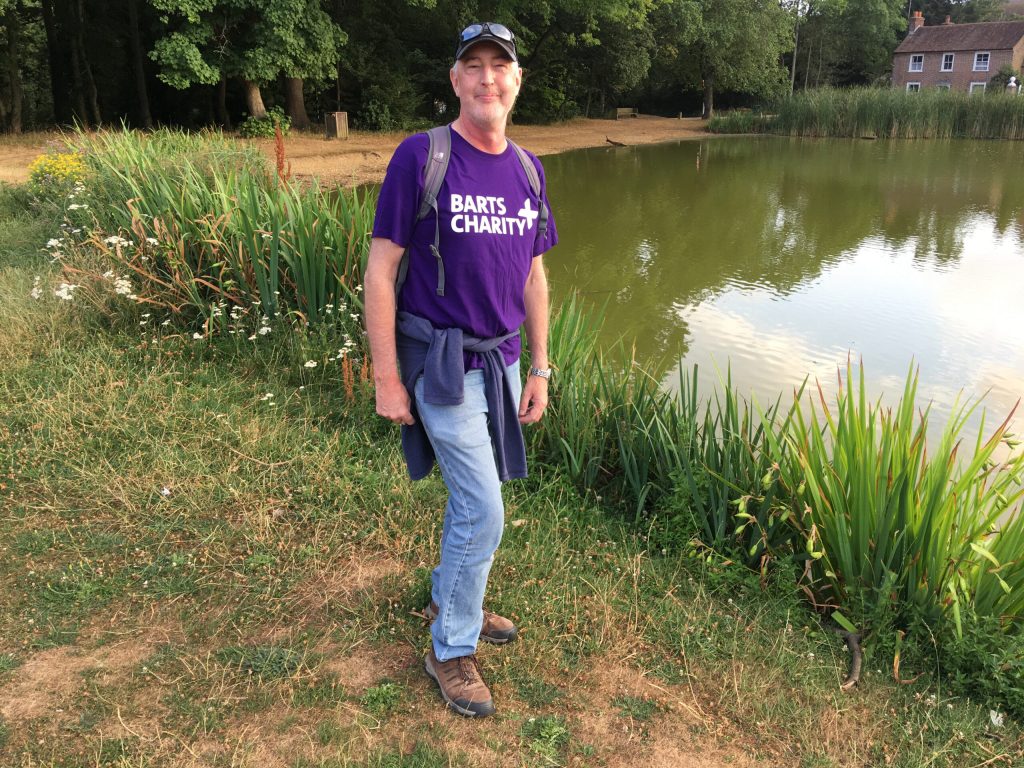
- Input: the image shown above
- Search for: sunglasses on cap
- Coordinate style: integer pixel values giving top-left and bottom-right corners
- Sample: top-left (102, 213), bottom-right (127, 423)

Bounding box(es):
top-left (455, 22), bottom-right (517, 61)
top-left (459, 22), bottom-right (515, 45)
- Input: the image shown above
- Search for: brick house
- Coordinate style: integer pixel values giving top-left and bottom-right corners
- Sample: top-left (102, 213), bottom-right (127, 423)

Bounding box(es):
top-left (892, 11), bottom-right (1024, 93)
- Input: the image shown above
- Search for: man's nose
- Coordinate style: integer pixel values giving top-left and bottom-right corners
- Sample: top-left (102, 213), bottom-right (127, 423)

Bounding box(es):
top-left (480, 65), bottom-right (496, 84)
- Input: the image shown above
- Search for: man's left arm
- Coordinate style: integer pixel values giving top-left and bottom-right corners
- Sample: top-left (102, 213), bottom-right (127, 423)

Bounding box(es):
top-left (519, 255), bottom-right (549, 425)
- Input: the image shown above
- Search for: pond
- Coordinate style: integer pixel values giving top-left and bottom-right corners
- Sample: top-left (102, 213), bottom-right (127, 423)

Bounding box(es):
top-left (543, 136), bottom-right (1024, 449)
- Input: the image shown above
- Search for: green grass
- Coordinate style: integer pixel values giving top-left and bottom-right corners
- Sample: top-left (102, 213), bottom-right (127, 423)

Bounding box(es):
top-left (613, 695), bottom-right (659, 722)
top-left (3, 153), bottom-right (1024, 767)
top-left (709, 87), bottom-right (1024, 139)
top-left (360, 682), bottom-right (403, 719)
top-left (521, 715), bottom-right (571, 765)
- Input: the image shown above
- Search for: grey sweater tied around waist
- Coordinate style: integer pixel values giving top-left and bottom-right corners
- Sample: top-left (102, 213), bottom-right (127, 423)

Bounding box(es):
top-left (395, 311), bottom-right (527, 482)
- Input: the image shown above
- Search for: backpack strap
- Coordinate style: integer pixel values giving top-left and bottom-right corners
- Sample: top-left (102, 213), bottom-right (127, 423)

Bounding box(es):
top-left (396, 125), bottom-right (451, 299)
top-left (394, 128), bottom-right (549, 301)
top-left (508, 139), bottom-right (549, 252)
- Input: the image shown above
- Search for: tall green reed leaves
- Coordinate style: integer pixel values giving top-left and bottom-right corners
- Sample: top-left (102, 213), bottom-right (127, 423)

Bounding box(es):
top-left (68, 128), bottom-right (374, 325)
top-left (765, 363), bottom-right (1024, 635)
top-left (709, 87), bottom-right (1024, 140)
top-left (537, 298), bottom-right (800, 563)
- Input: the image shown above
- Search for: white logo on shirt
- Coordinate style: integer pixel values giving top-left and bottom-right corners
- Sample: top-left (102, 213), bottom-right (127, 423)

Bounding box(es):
top-left (517, 199), bottom-right (538, 230)
top-left (449, 194), bottom-right (537, 236)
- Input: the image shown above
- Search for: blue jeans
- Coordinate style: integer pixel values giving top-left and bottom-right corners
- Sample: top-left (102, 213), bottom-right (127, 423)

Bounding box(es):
top-left (414, 360), bottom-right (521, 661)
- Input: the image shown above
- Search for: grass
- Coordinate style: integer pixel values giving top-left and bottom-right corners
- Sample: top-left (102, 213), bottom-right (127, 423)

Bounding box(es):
top-left (3, 137), bottom-right (1024, 766)
top-left (709, 87), bottom-right (1024, 139)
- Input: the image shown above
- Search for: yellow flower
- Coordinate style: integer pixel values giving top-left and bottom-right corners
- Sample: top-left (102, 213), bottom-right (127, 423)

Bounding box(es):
top-left (28, 151), bottom-right (87, 187)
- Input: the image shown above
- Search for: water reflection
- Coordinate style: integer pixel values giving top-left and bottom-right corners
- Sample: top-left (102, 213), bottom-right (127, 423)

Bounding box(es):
top-left (544, 137), bottom-right (1024, 453)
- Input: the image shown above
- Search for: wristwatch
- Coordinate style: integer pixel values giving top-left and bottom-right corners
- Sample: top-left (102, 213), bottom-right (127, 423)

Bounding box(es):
top-left (529, 367), bottom-right (552, 380)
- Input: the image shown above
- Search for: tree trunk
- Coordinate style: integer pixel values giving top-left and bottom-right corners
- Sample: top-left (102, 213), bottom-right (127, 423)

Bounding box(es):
top-left (242, 79), bottom-right (267, 119)
top-left (703, 73), bottom-right (715, 120)
top-left (216, 76), bottom-right (231, 128)
top-left (66, 1), bottom-right (89, 128)
top-left (74, 0), bottom-right (101, 126)
top-left (284, 76), bottom-right (310, 130)
top-left (41, 0), bottom-right (74, 124)
top-left (127, 0), bottom-right (152, 128)
top-left (41, 0), bottom-right (71, 124)
top-left (5, 7), bottom-right (23, 133)
top-left (804, 36), bottom-right (813, 90)
top-left (790, 13), bottom-right (800, 95)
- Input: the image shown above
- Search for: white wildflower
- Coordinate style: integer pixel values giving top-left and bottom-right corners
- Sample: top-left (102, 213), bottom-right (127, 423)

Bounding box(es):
top-left (103, 235), bottom-right (131, 248)
top-left (67, 203), bottom-right (88, 210)
top-left (192, 332), bottom-right (204, 340)
top-left (258, 326), bottom-right (271, 336)
top-left (161, 319), bottom-right (171, 327)
top-left (160, 487), bottom-right (171, 497)
top-left (146, 237), bottom-right (158, 245)
top-left (46, 238), bottom-right (62, 249)
top-left (54, 282), bottom-right (78, 301)
top-left (102, 270), bottom-right (115, 279)
top-left (355, 284), bottom-right (364, 292)
top-left (260, 392), bottom-right (275, 401)
top-left (113, 276), bottom-right (134, 296)
top-left (990, 710), bottom-right (1004, 728)
top-left (247, 333), bottom-right (257, 341)
top-left (304, 360), bottom-right (318, 368)
top-left (30, 276), bottom-right (42, 300)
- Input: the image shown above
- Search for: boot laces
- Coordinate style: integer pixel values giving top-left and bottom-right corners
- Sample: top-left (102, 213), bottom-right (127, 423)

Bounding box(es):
top-left (457, 655), bottom-right (481, 683)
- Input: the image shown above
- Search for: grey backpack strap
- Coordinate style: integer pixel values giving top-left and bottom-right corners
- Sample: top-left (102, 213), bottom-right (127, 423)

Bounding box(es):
top-left (509, 140), bottom-right (549, 252)
top-left (396, 125), bottom-right (451, 300)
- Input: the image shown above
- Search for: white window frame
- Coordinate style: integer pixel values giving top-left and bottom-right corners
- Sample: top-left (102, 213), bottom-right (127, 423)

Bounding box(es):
top-left (936, 82), bottom-right (951, 90)
top-left (970, 81), bottom-right (987, 94)
top-left (941, 53), bottom-right (955, 72)
top-left (909, 54), bottom-right (925, 72)
top-left (974, 52), bottom-right (990, 72)
top-left (906, 82), bottom-right (921, 92)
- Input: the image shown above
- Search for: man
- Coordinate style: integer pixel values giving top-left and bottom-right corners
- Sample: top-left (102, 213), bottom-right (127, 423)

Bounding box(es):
top-left (363, 22), bottom-right (557, 718)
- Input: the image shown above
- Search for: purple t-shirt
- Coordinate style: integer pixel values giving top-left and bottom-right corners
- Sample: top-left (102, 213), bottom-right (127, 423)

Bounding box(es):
top-left (372, 128), bottom-right (558, 369)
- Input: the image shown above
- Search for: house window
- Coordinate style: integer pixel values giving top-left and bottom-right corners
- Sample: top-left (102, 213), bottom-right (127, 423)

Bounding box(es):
top-left (974, 52), bottom-right (990, 72)
top-left (906, 82), bottom-right (921, 92)
top-left (942, 53), bottom-right (955, 71)
top-left (970, 81), bottom-right (987, 94)
top-left (936, 82), bottom-right (951, 90)
top-left (909, 54), bottom-right (924, 72)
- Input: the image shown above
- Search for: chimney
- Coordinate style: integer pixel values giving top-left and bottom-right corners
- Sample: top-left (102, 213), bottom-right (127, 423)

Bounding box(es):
top-left (909, 10), bottom-right (925, 35)
top-left (943, 15), bottom-right (953, 25)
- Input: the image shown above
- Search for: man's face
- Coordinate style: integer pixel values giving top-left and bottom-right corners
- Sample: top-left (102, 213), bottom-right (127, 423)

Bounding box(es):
top-left (450, 42), bottom-right (522, 129)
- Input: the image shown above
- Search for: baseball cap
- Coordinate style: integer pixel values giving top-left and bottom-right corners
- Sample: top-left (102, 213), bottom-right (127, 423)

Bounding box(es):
top-left (455, 22), bottom-right (517, 62)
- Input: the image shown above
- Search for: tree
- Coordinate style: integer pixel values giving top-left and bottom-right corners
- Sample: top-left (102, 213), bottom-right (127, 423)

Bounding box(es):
top-left (786, 0), bottom-right (846, 93)
top-left (150, 0), bottom-right (345, 121)
top-left (1, 0), bottom-right (23, 133)
top-left (912, 0), bottom-right (1002, 24)
top-left (835, 0), bottom-right (905, 85)
top-left (688, 0), bottom-right (793, 118)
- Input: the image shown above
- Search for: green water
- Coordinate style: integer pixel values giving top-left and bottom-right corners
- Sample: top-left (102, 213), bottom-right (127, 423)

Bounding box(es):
top-left (543, 137), bottom-right (1024, 445)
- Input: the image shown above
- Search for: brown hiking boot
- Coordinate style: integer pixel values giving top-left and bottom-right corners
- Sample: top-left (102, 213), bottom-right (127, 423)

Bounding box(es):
top-left (424, 601), bottom-right (518, 645)
top-left (424, 650), bottom-right (496, 717)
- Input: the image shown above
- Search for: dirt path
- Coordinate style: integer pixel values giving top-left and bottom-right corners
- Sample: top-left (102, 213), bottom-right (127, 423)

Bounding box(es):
top-left (0, 116), bottom-right (709, 187)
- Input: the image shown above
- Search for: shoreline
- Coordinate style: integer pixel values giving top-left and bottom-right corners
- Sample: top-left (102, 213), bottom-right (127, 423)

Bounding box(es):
top-left (0, 116), bottom-right (710, 187)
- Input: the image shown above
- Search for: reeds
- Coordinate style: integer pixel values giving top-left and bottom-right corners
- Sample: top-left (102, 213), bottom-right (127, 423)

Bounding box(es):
top-left (67, 128), bottom-right (374, 325)
top-left (709, 87), bottom-right (1024, 140)
top-left (540, 298), bottom-right (1024, 639)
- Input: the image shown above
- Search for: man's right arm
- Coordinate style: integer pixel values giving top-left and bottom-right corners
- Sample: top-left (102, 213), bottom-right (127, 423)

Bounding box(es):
top-left (363, 237), bottom-right (415, 425)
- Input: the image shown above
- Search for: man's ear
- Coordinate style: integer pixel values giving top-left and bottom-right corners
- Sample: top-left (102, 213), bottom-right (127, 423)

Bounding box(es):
top-left (449, 65), bottom-right (460, 97)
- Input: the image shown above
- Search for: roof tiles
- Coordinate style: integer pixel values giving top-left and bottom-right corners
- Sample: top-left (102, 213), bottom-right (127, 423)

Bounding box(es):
top-left (895, 21), bottom-right (1024, 53)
